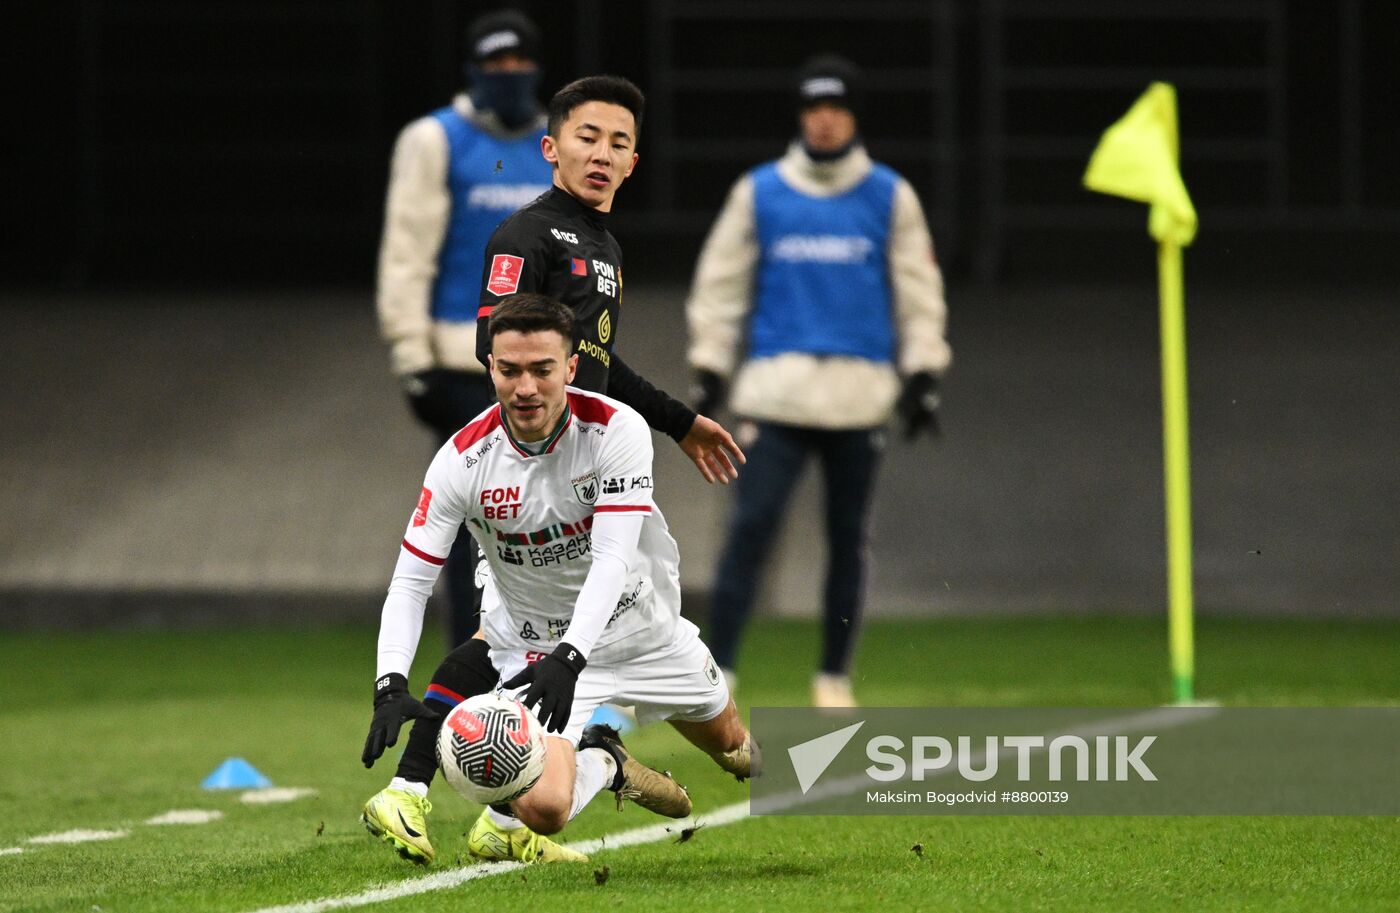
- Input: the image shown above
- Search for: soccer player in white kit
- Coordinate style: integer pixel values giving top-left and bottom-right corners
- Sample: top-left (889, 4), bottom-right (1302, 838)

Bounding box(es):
top-left (369, 293), bottom-right (756, 863)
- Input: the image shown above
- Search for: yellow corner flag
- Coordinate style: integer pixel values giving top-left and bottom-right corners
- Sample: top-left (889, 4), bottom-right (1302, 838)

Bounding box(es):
top-left (1084, 83), bottom-right (1199, 704)
top-left (1083, 82), bottom-right (1197, 246)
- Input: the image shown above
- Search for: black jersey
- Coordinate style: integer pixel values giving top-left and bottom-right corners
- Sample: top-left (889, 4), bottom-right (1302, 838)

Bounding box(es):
top-left (476, 186), bottom-right (695, 440)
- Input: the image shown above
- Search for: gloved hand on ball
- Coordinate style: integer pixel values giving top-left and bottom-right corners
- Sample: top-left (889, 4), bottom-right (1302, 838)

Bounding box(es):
top-left (502, 642), bottom-right (587, 734)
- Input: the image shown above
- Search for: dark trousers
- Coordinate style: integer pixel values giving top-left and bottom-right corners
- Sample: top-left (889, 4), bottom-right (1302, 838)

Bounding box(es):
top-left (407, 369), bottom-right (495, 648)
top-left (706, 422), bottom-right (883, 676)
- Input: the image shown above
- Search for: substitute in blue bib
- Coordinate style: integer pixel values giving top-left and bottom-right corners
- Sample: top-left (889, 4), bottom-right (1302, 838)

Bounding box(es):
top-left (686, 54), bottom-right (953, 709)
top-left (375, 9), bottom-right (552, 649)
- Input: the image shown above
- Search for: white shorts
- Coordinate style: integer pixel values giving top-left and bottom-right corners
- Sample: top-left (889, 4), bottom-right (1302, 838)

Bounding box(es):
top-left (490, 617), bottom-right (730, 745)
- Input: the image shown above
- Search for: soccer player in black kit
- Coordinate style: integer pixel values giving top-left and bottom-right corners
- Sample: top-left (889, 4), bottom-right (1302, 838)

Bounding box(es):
top-left (361, 76), bottom-right (745, 866)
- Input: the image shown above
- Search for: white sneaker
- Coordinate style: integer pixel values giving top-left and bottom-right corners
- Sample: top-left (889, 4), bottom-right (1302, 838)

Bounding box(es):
top-left (812, 673), bottom-right (857, 708)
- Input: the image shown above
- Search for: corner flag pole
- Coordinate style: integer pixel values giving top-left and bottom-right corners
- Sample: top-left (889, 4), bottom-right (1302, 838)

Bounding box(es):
top-left (1082, 82), bottom-right (1199, 703)
top-left (1157, 240), bottom-right (1195, 703)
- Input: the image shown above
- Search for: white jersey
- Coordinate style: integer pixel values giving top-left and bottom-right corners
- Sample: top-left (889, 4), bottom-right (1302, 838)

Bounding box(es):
top-left (388, 387), bottom-right (681, 672)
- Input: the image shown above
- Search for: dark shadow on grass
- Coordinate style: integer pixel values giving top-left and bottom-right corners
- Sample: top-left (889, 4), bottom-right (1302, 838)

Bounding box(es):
top-left (593, 856), bottom-right (831, 885)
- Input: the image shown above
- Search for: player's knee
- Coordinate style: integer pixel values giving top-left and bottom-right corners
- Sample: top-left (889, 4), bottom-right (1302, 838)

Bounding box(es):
top-left (536, 808), bottom-right (568, 836)
top-left (513, 799), bottom-right (568, 836)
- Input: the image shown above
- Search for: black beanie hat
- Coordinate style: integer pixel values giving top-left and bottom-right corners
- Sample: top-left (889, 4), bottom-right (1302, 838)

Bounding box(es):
top-left (467, 9), bottom-right (541, 65)
top-left (796, 54), bottom-right (862, 114)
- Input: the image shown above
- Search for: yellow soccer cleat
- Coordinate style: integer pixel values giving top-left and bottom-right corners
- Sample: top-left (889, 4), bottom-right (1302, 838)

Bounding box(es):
top-left (361, 787), bottom-right (435, 865)
top-left (466, 809), bottom-right (589, 864)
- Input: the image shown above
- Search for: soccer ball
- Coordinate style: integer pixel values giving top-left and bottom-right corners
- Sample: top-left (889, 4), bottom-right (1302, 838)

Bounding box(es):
top-left (436, 693), bottom-right (547, 805)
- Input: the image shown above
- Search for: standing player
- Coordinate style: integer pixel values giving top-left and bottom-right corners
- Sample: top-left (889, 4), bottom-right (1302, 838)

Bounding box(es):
top-left (368, 295), bottom-right (755, 863)
top-left (474, 74), bottom-right (741, 481)
top-left (361, 75), bottom-right (746, 863)
top-left (376, 10), bottom-right (551, 647)
top-left (687, 55), bottom-right (952, 707)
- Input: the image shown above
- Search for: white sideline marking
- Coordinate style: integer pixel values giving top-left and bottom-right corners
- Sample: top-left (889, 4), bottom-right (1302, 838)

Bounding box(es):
top-left (242, 802), bottom-right (751, 913)
top-left (1, 847), bottom-right (23, 856)
top-left (241, 788), bottom-right (317, 804)
top-left (239, 706), bottom-right (1218, 913)
top-left (28, 828), bottom-right (129, 845)
top-left (147, 809), bottom-right (225, 825)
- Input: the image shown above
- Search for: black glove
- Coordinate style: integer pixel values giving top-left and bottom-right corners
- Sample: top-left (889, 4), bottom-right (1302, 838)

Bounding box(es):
top-left (501, 642), bottom-right (586, 734)
top-left (688, 369), bottom-right (726, 417)
top-left (361, 672), bottom-right (438, 768)
top-left (896, 372), bottom-right (942, 440)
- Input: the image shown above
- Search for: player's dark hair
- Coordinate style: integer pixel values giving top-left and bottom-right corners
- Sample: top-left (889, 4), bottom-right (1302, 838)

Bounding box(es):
top-left (488, 293), bottom-right (575, 347)
top-left (546, 75), bottom-right (645, 139)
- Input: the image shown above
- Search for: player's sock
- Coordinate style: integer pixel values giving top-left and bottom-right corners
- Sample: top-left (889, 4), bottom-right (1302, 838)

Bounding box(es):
top-left (389, 777), bottom-right (429, 798)
top-left (487, 805), bottom-right (525, 830)
top-left (393, 719), bottom-right (442, 785)
top-left (394, 638), bottom-right (499, 785)
top-left (568, 748), bottom-right (617, 822)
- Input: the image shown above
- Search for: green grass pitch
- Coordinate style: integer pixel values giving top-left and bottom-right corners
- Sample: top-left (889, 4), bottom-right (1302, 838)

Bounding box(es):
top-left (2, 616), bottom-right (1397, 912)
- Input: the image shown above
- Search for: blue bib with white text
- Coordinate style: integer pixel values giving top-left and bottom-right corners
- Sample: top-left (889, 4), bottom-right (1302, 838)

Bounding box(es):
top-left (431, 108), bottom-right (550, 321)
top-left (749, 161), bottom-right (898, 363)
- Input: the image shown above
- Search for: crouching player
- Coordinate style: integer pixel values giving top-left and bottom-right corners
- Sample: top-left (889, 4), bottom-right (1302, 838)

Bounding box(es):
top-left (361, 293), bottom-right (757, 864)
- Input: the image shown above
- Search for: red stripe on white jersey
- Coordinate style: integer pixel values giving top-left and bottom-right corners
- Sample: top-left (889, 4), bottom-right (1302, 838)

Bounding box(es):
top-left (566, 390), bottom-right (617, 426)
top-left (401, 539), bottom-right (446, 566)
top-left (453, 406), bottom-right (503, 454)
top-left (594, 504), bottom-right (652, 514)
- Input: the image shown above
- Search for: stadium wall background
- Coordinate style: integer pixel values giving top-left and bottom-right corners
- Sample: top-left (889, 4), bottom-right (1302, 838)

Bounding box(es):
top-left (7, 0), bottom-right (1400, 287)
top-left (2, 1), bottom-right (1396, 627)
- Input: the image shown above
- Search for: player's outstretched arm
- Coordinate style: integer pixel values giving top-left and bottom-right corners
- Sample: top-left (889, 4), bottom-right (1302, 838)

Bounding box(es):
top-left (363, 445), bottom-right (465, 766)
top-left (607, 355), bottom-right (744, 482)
top-left (605, 354), bottom-right (695, 437)
top-left (679, 414), bottom-right (745, 484)
top-left (500, 508), bottom-right (647, 732)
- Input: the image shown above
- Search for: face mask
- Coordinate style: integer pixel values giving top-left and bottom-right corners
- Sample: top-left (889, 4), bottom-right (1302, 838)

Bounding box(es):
top-left (468, 68), bottom-right (541, 129)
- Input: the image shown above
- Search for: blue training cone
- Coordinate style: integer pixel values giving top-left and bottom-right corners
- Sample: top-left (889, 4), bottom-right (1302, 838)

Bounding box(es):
top-left (201, 757), bottom-right (273, 790)
top-left (586, 703), bottom-right (636, 734)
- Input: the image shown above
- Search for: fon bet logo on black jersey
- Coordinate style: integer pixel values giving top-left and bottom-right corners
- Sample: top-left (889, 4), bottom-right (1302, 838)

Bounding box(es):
top-left (476, 187), bottom-right (624, 393)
